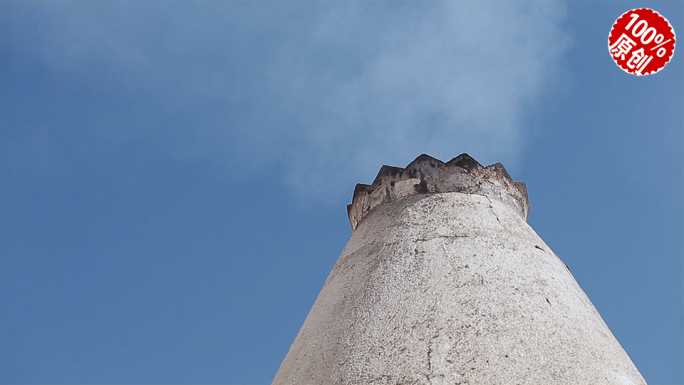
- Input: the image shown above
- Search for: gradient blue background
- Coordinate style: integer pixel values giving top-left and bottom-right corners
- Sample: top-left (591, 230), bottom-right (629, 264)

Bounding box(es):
top-left (2, 2), bottom-right (682, 384)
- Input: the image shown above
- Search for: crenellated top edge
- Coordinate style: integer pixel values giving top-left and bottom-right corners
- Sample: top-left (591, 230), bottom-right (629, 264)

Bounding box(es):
top-left (347, 153), bottom-right (530, 231)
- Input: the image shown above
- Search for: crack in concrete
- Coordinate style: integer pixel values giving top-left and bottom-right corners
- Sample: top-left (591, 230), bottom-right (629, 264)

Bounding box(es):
top-left (426, 331), bottom-right (439, 383)
top-left (415, 234), bottom-right (469, 243)
top-left (485, 196), bottom-right (513, 234)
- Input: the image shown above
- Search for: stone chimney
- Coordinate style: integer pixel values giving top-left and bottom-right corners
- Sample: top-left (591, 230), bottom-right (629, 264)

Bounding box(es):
top-left (273, 154), bottom-right (646, 385)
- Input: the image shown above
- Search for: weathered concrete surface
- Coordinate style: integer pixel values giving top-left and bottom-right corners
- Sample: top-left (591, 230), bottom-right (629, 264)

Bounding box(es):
top-left (274, 191), bottom-right (646, 384)
top-left (347, 154), bottom-right (529, 231)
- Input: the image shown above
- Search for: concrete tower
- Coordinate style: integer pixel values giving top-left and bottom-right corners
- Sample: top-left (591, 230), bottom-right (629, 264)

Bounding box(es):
top-left (273, 154), bottom-right (646, 385)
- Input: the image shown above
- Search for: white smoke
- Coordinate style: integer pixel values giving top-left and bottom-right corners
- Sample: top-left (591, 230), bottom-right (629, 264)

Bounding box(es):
top-left (9, 2), bottom-right (571, 203)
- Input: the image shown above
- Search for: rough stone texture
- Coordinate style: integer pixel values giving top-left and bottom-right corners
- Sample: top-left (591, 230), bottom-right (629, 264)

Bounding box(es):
top-left (347, 154), bottom-right (529, 231)
top-left (274, 156), bottom-right (646, 385)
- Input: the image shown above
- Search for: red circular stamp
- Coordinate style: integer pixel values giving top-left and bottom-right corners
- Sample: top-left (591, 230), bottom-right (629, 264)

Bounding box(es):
top-left (608, 8), bottom-right (676, 76)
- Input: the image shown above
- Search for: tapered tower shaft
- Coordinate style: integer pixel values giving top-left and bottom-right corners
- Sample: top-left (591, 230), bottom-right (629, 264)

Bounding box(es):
top-left (273, 154), bottom-right (645, 385)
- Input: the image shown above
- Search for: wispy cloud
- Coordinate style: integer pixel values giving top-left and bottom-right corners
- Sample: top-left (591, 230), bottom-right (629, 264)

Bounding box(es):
top-left (4, 2), bottom-right (571, 203)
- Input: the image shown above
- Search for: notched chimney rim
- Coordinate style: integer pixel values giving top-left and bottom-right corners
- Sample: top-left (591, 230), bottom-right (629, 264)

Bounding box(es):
top-left (347, 153), bottom-right (530, 231)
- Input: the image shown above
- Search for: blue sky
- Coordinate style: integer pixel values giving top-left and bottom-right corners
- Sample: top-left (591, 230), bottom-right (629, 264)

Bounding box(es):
top-left (1, 1), bottom-right (681, 384)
